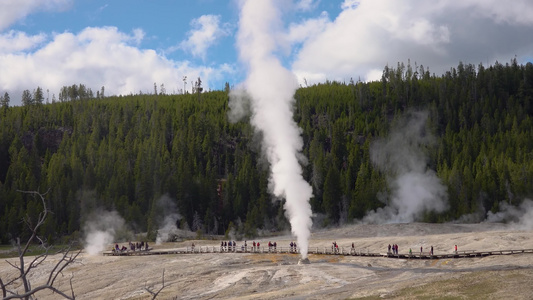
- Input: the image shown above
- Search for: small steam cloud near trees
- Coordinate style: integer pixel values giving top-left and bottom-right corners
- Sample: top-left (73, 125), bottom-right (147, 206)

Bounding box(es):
top-left (83, 209), bottom-right (131, 255)
top-left (364, 110), bottom-right (448, 223)
top-left (82, 194), bottom-right (192, 253)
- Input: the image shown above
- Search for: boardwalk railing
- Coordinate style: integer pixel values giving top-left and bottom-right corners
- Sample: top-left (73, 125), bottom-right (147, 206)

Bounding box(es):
top-left (103, 246), bottom-right (533, 259)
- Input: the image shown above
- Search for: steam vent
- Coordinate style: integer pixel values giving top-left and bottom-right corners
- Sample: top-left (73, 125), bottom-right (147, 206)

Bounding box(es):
top-left (298, 258), bottom-right (311, 265)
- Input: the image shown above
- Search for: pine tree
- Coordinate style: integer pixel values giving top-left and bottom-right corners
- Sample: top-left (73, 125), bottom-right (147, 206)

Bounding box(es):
top-left (322, 163), bottom-right (341, 224)
top-left (34, 87), bottom-right (44, 104)
top-left (1, 92), bottom-right (9, 108)
top-left (22, 89), bottom-right (33, 106)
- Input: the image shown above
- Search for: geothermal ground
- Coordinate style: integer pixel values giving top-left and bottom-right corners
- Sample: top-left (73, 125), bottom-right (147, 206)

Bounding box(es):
top-left (2, 222), bottom-right (533, 299)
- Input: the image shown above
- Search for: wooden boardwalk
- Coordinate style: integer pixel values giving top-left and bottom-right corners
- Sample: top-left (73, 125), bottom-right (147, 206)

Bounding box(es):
top-left (103, 246), bottom-right (533, 260)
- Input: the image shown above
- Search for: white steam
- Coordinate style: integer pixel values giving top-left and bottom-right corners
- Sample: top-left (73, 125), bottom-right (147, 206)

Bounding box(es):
top-left (231, 0), bottom-right (313, 258)
top-left (486, 199), bottom-right (533, 230)
top-left (83, 210), bottom-right (128, 255)
top-left (155, 194), bottom-right (182, 244)
top-left (364, 111), bottom-right (448, 223)
top-left (227, 88), bottom-right (251, 123)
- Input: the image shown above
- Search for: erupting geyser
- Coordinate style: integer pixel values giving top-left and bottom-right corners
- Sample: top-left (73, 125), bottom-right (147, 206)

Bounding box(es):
top-left (232, 0), bottom-right (313, 259)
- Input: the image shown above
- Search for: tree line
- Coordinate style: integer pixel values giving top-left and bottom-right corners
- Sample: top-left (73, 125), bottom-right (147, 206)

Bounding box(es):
top-left (0, 59), bottom-right (532, 244)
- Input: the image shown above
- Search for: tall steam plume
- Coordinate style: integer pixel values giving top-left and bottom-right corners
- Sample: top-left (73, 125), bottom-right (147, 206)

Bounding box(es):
top-left (364, 111), bottom-right (448, 223)
top-left (232, 0), bottom-right (313, 258)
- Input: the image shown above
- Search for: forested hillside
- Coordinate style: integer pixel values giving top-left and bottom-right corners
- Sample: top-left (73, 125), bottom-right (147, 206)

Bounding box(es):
top-left (1, 60), bottom-right (532, 244)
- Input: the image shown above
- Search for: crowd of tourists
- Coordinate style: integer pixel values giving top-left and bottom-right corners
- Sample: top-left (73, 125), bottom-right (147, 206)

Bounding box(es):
top-left (113, 241), bottom-right (149, 252)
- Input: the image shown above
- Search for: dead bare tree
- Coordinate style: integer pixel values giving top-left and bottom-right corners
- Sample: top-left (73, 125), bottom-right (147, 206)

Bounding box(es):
top-left (144, 269), bottom-right (170, 300)
top-left (1, 190), bottom-right (81, 300)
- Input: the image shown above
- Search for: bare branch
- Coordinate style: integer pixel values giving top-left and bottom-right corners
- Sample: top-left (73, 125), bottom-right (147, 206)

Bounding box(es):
top-left (17, 189), bottom-right (51, 258)
top-left (144, 269), bottom-right (169, 300)
top-left (1, 273), bottom-right (21, 290)
top-left (68, 273), bottom-right (75, 299)
top-left (48, 248), bottom-right (81, 287)
top-left (0, 189), bottom-right (78, 299)
top-left (5, 260), bottom-right (18, 270)
top-left (27, 252), bottom-right (49, 271)
top-left (1, 277), bottom-right (6, 298)
top-left (36, 235), bottom-right (48, 249)
top-left (3, 283), bottom-right (74, 300)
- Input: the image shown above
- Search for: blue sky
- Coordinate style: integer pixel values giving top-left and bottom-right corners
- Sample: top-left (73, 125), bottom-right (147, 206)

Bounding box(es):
top-left (1, 0), bottom-right (533, 105)
top-left (13, 1), bottom-right (240, 63)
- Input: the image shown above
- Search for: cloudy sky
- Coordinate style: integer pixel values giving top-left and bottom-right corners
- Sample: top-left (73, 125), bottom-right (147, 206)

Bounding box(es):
top-left (1, 0), bottom-right (532, 105)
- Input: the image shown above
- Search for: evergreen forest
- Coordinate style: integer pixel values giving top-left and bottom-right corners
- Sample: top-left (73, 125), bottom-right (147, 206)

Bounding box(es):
top-left (1, 59), bottom-right (532, 244)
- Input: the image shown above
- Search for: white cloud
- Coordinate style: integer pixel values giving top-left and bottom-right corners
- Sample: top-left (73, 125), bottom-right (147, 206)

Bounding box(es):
top-left (0, 26), bottom-right (234, 105)
top-left (341, 0), bottom-right (359, 10)
top-left (98, 4), bottom-right (108, 13)
top-left (0, 30), bottom-right (47, 53)
top-left (294, 0), bottom-right (320, 11)
top-left (0, 0), bottom-right (72, 31)
top-left (458, 0), bottom-right (533, 26)
top-left (286, 11), bottom-right (330, 44)
top-left (179, 14), bottom-right (230, 60)
top-left (290, 0), bottom-right (533, 84)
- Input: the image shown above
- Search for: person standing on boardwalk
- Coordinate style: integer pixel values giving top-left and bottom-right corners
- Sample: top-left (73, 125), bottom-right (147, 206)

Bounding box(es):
top-left (454, 245), bottom-right (458, 253)
top-left (431, 246), bottom-right (434, 255)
